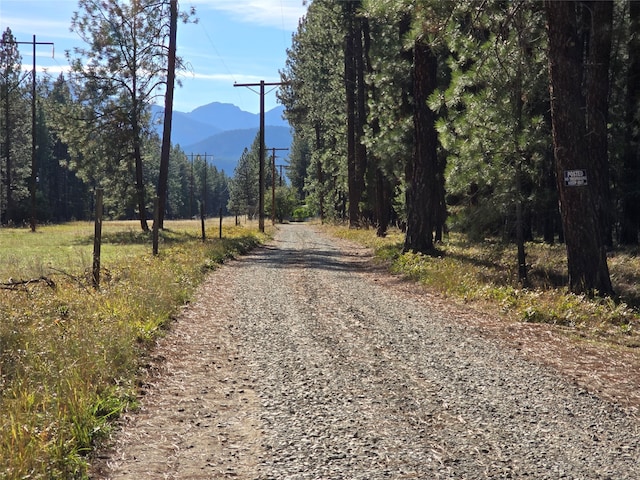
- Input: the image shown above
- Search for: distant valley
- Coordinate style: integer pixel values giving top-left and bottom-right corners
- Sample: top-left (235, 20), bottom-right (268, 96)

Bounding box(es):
top-left (151, 102), bottom-right (292, 174)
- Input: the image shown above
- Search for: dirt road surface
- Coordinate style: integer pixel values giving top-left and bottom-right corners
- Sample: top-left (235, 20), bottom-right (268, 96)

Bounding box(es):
top-left (93, 223), bottom-right (640, 479)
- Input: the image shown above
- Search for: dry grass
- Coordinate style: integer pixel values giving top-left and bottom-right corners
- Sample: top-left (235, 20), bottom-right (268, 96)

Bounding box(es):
top-left (0, 219), bottom-right (267, 479)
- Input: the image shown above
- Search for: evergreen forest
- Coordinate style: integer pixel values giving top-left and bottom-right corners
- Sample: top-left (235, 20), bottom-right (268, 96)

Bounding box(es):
top-left (279, 0), bottom-right (640, 296)
top-left (0, 1), bottom-right (230, 231)
top-left (1, 0), bottom-right (639, 296)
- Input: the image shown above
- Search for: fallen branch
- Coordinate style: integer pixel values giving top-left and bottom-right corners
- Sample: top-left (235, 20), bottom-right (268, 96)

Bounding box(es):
top-left (48, 267), bottom-right (91, 292)
top-left (0, 276), bottom-right (56, 290)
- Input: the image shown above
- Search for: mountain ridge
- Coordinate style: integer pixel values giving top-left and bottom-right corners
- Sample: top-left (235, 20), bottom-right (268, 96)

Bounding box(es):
top-left (184, 126), bottom-right (292, 174)
top-left (151, 101), bottom-right (291, 174)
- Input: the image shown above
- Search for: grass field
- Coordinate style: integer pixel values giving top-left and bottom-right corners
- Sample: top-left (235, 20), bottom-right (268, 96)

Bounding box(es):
top-left (0, 219), bottom-right (267, 479)
top-left (0, 220), bottom-right (221, 280)
top-left (1, 219), bottom-right (638, 478)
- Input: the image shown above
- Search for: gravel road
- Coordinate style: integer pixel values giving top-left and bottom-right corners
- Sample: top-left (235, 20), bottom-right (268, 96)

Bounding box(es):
top-left (95, 223), bottom-right (640, 479)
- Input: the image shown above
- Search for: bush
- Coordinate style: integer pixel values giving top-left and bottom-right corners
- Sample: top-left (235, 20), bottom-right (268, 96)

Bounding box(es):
top-left (292, 204), bottom-right (311, 222)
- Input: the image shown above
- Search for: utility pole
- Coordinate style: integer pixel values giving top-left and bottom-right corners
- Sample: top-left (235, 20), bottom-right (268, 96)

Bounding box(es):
top-left (233, 80), bottom-right (286, 232)
top-left (155, 0), bottom-right (178, 232)
top-left (6, 35), bottom-right (54, 232)
top-left (276, 164), bottom-right (289, 187)
top-left (189, 154), bottom-right (194, 218)
top-left (197, 154), bottom-right (207, 241)
top-left (270, 147), bottom-right (288, 224)
top-left (187, 153), bottom-right (214, 238)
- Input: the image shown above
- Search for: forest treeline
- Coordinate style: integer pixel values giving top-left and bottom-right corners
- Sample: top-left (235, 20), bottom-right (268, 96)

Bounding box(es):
top-left (0, 0), bottom-right (230, 230)
top-left (279, 0), bottom-right (639, 295)
top-left (1, 0), bottom-right (639, 296)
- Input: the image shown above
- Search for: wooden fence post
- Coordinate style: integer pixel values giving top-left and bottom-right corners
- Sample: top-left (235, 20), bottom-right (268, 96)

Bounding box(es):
top-left (92, 188), bottom-right (103, 289)
top-left (153, 196), bottom-right (159, 256)
top-left (219, 207), bottom-right (223, 239)
top-left (200, 203), bottom-right (206, 242)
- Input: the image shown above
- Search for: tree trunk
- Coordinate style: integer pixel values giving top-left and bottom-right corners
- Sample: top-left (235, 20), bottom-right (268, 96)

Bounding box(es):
top-left (403, 39), bottom-right (438, 254)
top-left (155, 0), bottom-right (177, 231)
top-left (3, 85), bottom-right (13, 224)
top-left (513, 49), bottom-right (527, 285)
top-left (545, 0), bottom-right (613, 296)
top-left (583, 1), bottom-right (614, 248)
top-left (375, 170), bottom-right (390, 237)
top-left (314, 124), bottom-right (325, 223)
top-left (434, 151), bottom-right (447, 243)
top-left (515, 160), bottom-right (528, 285)
top-left (344, 2), bottom-right (362, 228)
top-left (133, 114), bottom-right (148, 232)
top-left (130, 25), bottom-right (148, 232)
top-left (542, 147), bottom-right (557, 245)
top-left (361, 15), bottom-right (388, 237)
top-left (355, 14), bottom-right (368, 226)
top-left (620, 0), bottom-right (640, 245)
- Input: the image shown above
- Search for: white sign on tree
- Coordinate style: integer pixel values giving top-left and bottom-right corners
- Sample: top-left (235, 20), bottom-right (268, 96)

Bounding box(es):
top-left (564, 169), bottom-right (588, 187)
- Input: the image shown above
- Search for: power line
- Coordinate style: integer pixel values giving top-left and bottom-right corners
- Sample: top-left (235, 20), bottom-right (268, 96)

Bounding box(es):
top-left (197, 18), bottom-right (247, 107)
top-left (270, 147), bottom-right (289, 225)
top-left (198, 21), bottom-right (236, 83)
top-left (234, 80), bottom-right (287, 232)
top-left (1, 34), bottom-right (54, 232)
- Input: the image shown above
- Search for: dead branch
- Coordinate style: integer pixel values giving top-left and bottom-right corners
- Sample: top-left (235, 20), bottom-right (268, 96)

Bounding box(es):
top-left (0, 276), bottom-right (56, 290)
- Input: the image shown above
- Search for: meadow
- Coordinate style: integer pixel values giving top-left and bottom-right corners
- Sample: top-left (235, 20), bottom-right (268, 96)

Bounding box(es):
top-left (1, 219), bottom-right (638, 478)
top-left (0, 219), bottom-right (266, 479)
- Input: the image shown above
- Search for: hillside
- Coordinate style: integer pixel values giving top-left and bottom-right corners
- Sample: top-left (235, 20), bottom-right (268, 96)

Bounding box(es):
top-left (151, 102), bottom-right (291, 172)
top-left (150, 109), bottom-right (222, 147)
top-left (184, 126), bottom-right (292, 174)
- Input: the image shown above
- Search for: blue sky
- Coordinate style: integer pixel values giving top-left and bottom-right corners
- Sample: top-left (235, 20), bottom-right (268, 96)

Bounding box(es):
top-left (0, 0), bottom-right (308, 113)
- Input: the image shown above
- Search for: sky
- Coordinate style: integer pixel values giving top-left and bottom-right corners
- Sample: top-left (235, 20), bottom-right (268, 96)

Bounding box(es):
top-left (0, 0), bottom-right (309, 113)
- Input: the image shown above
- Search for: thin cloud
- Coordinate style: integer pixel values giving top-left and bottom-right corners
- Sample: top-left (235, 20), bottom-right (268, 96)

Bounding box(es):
top-left (186, 0), bottom-right (307, 30)
top-left (39, 65), bottom-right (71, 75)
top-left (20, 64), bottom-right (70, 77)
top-left (181, 71), bottom-right (278, 84)
top-left (2, 16), bottom-right (77, 41)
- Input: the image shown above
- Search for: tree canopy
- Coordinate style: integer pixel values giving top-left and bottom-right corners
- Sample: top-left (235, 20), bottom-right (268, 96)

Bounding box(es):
top-left (2, 0), bottom-right (639, 296)
top-left (277, 0), bottom-right (639, 295)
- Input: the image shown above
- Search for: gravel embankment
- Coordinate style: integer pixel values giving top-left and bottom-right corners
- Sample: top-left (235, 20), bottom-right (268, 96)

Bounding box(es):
top-left (97, 223), bottom-right (639, 479)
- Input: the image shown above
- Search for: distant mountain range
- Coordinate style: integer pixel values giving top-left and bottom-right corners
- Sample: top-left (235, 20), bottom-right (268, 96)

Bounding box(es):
top-left (150, 102), bottom-right (292, 174)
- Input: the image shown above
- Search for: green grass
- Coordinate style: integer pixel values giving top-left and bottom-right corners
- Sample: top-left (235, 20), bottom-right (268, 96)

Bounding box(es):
top-left (0, 220), bottom-right (267, 479)
top-left (324, 225), bottom-right (640, 349)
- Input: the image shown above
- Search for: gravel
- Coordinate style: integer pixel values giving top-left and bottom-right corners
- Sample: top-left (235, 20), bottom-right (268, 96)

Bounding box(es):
top-left (232, 224), bottom-right (639, 479)
top-left (97, 223), bottom-right (640, 479)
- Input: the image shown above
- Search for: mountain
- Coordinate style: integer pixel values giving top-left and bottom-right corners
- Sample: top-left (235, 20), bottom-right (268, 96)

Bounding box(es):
top-left (151, 102), bottom-right (291, 173)
top-left (150, 108), bottom-right (222, 147)
top-left (264, 106), bottom-right (288, 127)
top-left (187, 103), bottom-right (257, 131)
top-left (184, 126), bottom-right (292, 174)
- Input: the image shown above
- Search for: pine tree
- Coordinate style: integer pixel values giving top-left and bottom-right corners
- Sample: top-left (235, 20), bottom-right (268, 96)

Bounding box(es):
top-left (401, 1), bottom-right (450, 254)
top-left (279, 0), bottom-right (347, 221)
top-left (0, 28), bottom-right (31, 224)
top-left (287, 135), bottom-right (311, 201)
top-left (228, 136), bottom-right (261, 219)
top-left (620, 0), bottom-right (640, 244)
top-left (545, 0), bottom-right (614, 296)
top-left (343, 0), bottom-right (368, 227)
top-left (69, 0), bottom-right (190, 231)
